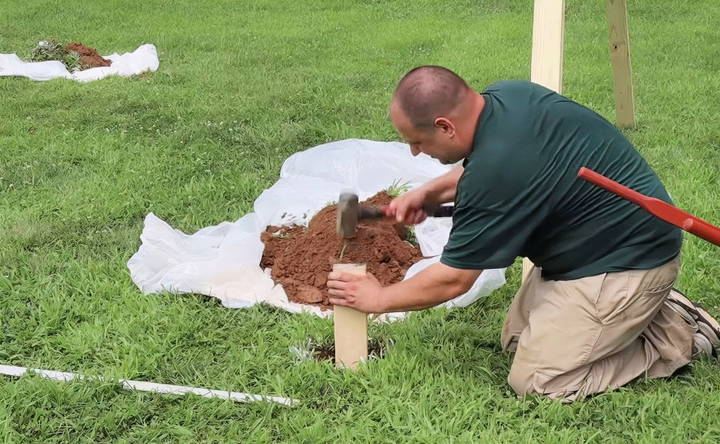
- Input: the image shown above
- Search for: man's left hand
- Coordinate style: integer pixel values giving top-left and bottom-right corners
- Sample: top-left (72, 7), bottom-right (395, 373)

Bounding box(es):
top-left (327, 271), bottom-right (385, 313)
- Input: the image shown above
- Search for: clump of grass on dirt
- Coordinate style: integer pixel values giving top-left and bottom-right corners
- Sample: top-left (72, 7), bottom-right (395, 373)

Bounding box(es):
top-left (386, 179), bottom-right (411, 198)
top-left (29, 40), bottom-right (82, 72)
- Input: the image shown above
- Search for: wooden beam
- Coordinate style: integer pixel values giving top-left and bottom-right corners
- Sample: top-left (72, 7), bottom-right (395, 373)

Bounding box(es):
top-left (530, 0), bottom-right (566, 93)
top-left (332, 263), bottom-right (368, 370)
top-left (607, 0), bottom-right (636, 128)
top-left (526, 0), bottom-right (565, 281)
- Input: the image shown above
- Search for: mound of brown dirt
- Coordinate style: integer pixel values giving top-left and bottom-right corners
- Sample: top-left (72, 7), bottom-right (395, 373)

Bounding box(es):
top-left (260, 192), bottom-right (422, 310)
top-left (65, 42), bottom-right (112, 68)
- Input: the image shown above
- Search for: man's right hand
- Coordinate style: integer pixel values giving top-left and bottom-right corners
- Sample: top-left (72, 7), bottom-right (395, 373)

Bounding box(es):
top-left (386, 166), bottom-right (463, 225)
top-left (386, 188), bottom-right (431, 225)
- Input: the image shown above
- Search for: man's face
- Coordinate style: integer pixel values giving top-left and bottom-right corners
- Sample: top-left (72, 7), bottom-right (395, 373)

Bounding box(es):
top-left (389, 102), bottom-right (467, 165)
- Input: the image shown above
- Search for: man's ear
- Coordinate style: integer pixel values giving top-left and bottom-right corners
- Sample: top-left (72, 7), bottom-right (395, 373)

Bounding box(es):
top-left (434, 117), bottom-right (455, 137)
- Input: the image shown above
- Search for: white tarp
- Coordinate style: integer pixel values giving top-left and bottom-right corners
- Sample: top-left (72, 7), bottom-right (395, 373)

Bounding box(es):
top-left (0, 44), bottom-right (159, 82)
top-left (127, 139), bottom-right (506, 320)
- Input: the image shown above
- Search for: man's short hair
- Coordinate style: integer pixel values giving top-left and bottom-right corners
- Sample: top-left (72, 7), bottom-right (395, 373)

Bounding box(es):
top-left (392, 66), bottom-right (471, 128)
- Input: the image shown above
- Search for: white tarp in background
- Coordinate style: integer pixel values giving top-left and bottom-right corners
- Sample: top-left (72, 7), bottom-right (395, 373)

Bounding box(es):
top-left (127, 139), bottom-right (506, 320)
top-left (0, 44), bottom-right (159, 82)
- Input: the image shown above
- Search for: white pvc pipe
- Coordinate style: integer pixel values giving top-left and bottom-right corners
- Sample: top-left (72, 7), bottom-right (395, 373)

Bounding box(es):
top-left (0, 364), bottom-right (298, 407)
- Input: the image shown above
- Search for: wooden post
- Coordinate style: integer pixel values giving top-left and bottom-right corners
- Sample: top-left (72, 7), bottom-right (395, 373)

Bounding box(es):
top-left (530, 0), bottom-right (566, 94)
top-left (525, 0), bottom-right (566, 281)
top-left (332, 263), bottom-right (368, 370)
top-left (607, 0), bottom-right (635, 128)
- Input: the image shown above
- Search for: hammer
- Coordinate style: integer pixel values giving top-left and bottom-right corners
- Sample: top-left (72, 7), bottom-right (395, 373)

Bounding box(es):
top-left (336, 192), bottom-right (454, 238)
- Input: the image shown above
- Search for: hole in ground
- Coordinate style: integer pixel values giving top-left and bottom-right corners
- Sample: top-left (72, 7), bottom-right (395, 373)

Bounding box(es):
top-left (311, 337), bottom-right (390, 364)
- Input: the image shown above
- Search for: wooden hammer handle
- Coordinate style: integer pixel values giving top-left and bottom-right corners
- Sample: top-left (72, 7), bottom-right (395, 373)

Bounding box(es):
top-left (425, 205), bottom-right (454, 218)
top-left (358, 204), bottom-right (454, 220)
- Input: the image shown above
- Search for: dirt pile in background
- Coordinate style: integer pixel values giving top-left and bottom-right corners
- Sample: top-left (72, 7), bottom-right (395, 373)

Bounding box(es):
top-left (65, 42), bottom-right (112, 68)
top-left (29, 40), bottom-right (112, 71)
top-left (260, 192), bottom-right (422, 309)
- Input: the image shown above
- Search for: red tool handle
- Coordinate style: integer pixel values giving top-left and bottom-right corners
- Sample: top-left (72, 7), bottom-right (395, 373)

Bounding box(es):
top-left (578, 167), bottom-right (720, 247)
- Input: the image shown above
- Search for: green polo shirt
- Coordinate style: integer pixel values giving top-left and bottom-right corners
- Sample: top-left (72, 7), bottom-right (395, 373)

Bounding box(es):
top-left (440, 81), bottom-right (682, 280)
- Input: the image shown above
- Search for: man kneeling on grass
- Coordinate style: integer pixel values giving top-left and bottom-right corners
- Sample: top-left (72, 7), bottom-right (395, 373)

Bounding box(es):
top-left (327, 66), bottom-right (720, 402)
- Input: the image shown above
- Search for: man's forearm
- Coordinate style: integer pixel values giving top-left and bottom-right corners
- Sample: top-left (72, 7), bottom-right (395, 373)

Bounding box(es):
top-left (379, 262), bottom-right (482, 312)
top-left (421, 166), bottom-right (463, 205)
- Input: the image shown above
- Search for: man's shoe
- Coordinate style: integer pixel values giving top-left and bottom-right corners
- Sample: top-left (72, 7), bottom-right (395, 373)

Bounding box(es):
top-left (666, 288), bottom-right (720, 358)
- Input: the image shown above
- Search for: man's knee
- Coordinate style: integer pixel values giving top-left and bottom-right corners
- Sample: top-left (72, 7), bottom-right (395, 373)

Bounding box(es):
top-left (508, 363), bottom-right (584, 401)
top-left (507, 360), bottom-right (534, 395)
top-left (507, 354), bottom-right (586, 400)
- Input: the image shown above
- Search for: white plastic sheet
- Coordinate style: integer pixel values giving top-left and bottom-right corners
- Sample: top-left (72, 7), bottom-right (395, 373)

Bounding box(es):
top-left (0, 44), bottom-right (159, 82)
top-left (128, 139), bottom-right (506, 319)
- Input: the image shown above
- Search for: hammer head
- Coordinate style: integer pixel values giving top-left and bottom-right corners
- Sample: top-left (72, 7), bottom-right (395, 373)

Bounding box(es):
top-left (337, 192), bottom-right (359, 238)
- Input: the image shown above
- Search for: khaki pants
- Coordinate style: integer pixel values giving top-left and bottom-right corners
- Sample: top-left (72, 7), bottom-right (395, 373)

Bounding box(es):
top-left (501, 258), bottom-right (694, 402)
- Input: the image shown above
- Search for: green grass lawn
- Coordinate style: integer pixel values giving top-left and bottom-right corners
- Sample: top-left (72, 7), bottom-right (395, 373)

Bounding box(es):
top-left (1, 0), bottom-right (720, 441)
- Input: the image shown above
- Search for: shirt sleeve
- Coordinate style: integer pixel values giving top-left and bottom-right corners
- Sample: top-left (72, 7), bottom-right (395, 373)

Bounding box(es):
top-left (440, 157), bottom-right (550, 270)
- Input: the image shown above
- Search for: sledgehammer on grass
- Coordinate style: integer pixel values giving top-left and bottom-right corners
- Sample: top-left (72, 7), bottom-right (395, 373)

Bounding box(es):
top-left (336, 192), bottom-right (454, 238)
